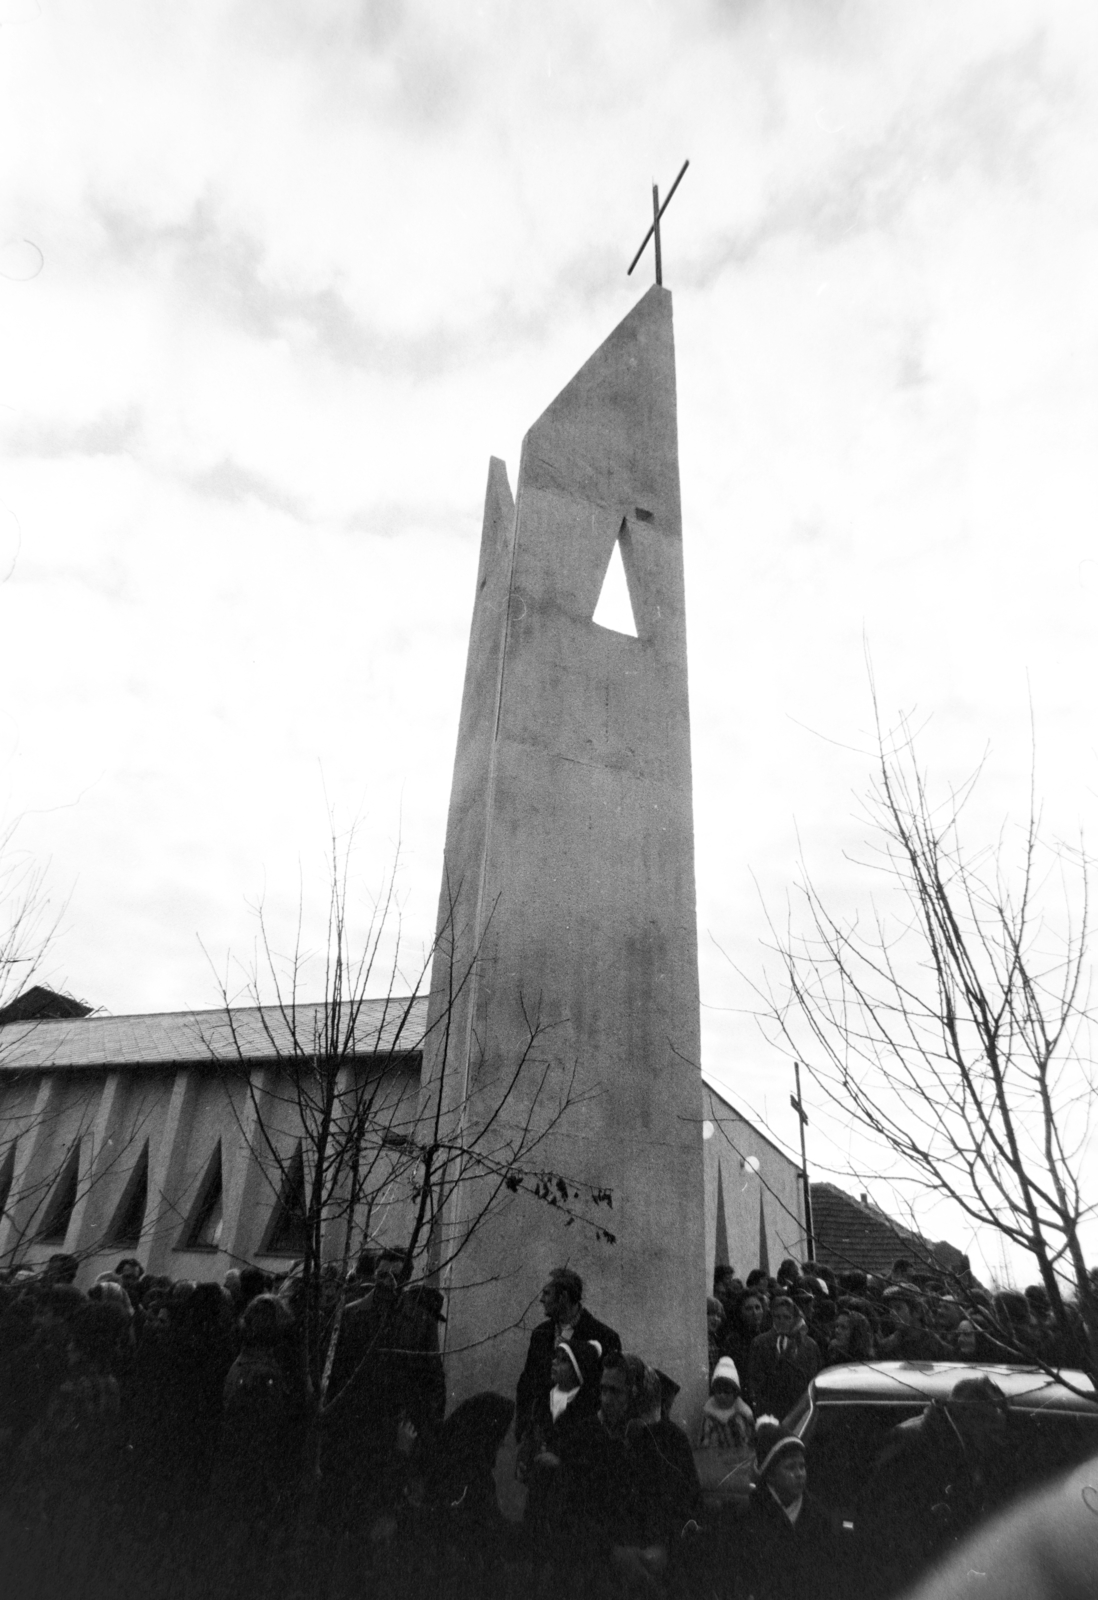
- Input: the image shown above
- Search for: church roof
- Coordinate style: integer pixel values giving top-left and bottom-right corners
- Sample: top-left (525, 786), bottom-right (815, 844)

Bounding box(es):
top-left (0, 996), bottom-right (428, 1073)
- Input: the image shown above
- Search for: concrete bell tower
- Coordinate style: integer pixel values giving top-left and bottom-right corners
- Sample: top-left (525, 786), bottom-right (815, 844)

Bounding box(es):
top-left (423, 284), bottom-right (708, 1425)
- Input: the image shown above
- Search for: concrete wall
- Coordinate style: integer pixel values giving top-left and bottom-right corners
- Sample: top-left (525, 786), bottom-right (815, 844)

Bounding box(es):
top-left (702, 1082), bottom-right (806, 1285)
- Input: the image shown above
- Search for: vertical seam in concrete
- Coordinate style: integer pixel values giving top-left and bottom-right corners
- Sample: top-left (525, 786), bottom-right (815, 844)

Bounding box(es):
top-left (437, 468), bottom-right (518, 1329)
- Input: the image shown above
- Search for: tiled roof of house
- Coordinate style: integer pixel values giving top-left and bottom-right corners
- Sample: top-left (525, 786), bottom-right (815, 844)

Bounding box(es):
top-left (810, 1181), bottom-right (937, 1277)
top-left (0, 995), bottom-right (428, 1073)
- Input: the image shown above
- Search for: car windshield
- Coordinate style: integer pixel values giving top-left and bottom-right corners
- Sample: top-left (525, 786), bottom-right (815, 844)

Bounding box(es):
top-left (800, 1399), bottom-right (1098, 1517)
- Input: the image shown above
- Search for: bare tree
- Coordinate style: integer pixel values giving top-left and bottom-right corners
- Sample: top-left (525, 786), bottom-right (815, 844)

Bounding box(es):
top-left (760, 711), bottom-right (1098, 1374)
top-left (205, 825), bottom-right (615, 1478)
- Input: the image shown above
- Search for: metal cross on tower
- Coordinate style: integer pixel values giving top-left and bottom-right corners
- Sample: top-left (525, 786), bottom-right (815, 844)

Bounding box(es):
top-left (627, 159), bottom-right (690, 285)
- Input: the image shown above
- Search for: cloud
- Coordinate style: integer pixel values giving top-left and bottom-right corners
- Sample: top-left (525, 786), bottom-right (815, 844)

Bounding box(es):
top-left (187, 456), bottom-right (307, 519)
top-left (5, 408), bottom-right (141, 461)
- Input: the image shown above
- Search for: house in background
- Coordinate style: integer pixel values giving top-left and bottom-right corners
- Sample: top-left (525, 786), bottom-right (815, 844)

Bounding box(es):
top-left (810, 1179), bottom-right (974, 1284)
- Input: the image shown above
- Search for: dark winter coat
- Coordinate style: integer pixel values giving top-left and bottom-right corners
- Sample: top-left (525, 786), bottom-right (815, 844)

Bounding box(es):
top-left (514, 1306), bottom-right (621, 1443)
top-left (748, 1325), bottom-right (821, 1422)
top-left (737, 1484), bottom-right (838, 1600)
top-left (855, 1402), bottom-right (1017, 1598)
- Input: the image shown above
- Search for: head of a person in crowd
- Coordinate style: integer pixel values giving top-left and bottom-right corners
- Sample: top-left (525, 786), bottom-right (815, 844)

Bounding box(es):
top-left (114, 1257), bottom-right (143, 1288)
top-left (954, 1318), bottom-right (978, 1358)
top-left (222, 1268), bottom-right (243, 1309)
top-left (34, 1281), bottom-right (87, 1329)
top-left (174, 1280), bottom-right (227, 1337)
top-left (240, 1292), bottom-right (290, 1349)
top-left (883, 1285), bottom-right (923, 1327)
top-left (813, 1298), bottom-right (837, 1332)
top-left (540, 1266), bottom-right (583, 1328)
top-left (815, 1264), bottom-right (838, 1293)
top-left (770, 1295), bottom-right (798, 1336)
top-left (710, 1355), bottom-right (743, 1404)
top-left (89, 1278), bottom-right (133, 1318)
top-left (598, 1351), bottom-right (634, 1438)
top-left (947, 1375), bottom-right (1009, 1453)
top-left (713, 1265), bottom-right (739, 1312)
top-left (935, 1297), bottom-right (963, 1334)
top-left (706, 1296), bottom-right (724, 1342)
top-left (43, 1253), bottom-right (79, 1286)
top-left (739, 1292), bottom-right (767, 1334)
top-left (890, 1257), bottom-right (913, 1282)
top-left (551, 1336), bottom-right (604, 1412)
top-left (69, 1299), bottom-right (130, 1373)
top-left (1023, 1285), bottom-right (1051, 1321)
top-left (352, 1249), bottom-right (378, 1285)
top-left (833, 1309), bottom-right (874, 1359)
top-left (993, 1290), bottom-right (1034, 1329)
top-left (777, 1257), bottom-right (801, 1287)
top-left (793, 1290), bottom-right (816, 1322)
top-left (753, 1416), bottom-right (808, 1507)
top-left (377, 1247), bottom-right (408, 1286)
top-left (745, 1267), bottom-right (769, 1294)
top-left (238, 1265), bottom-right (269, 1307)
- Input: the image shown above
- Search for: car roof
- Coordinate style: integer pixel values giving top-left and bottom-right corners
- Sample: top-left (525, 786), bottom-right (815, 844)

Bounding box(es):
top-left (808, 1361), bottom-right (1098, 1413)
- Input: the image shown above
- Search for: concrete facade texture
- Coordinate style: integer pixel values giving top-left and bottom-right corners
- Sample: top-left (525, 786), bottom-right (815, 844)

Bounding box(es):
top-left (424, 286), bottom-right (710, 1421)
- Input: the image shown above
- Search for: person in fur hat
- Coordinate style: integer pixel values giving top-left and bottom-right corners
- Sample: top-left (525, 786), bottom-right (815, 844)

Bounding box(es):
top-left (737, 1415), bottom-right (838, 1600)
top-left (699, 1355), bottom-right (754, 1449)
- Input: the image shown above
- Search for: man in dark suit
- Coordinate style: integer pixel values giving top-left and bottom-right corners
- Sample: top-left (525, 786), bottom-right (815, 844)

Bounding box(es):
top-left (514, 1266), bottom-right (621, 1457)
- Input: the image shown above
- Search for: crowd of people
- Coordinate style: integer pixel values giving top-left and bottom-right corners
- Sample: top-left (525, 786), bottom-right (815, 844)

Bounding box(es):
top-left (0, 1246), bottom-right (1094, 1599)
top-left (705, 1254), bottom-right (1094, 1414)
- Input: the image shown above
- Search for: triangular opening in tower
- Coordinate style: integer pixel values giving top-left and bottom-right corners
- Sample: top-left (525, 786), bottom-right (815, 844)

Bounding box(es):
top-left (260, 1142), bottom-right (310, 1256)
top-left (181, 1143), bottom-right (224, 1250)
top-left (109, 1143), bottom-right (149, 1246)
top-left (40, 1141), bottom-right (81, 1243)
top-left (592, 527), bottom-right (638, 638)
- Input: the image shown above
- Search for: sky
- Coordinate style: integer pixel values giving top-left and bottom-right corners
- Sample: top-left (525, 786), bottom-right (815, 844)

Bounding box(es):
top-left (1, 0), bottom-right (1096, 1287)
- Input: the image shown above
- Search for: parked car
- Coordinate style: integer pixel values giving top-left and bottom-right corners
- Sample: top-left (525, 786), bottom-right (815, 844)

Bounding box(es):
top-left (704, 1360), bottom-right (1098, 1520)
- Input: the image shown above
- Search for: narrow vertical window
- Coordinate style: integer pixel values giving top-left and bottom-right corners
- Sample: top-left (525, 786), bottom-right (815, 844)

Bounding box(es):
top-left (40, 1142), bottom-right (81, 1243)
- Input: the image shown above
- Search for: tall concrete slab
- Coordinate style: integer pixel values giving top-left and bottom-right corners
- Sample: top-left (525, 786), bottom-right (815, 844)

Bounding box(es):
top-left (424, 285), bottom-right (707, 1424)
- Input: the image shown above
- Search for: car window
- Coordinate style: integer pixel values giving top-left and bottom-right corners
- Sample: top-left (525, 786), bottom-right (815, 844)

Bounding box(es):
top-left (1005, 1409), bottom-right (1098, 1493)
top-left (802, 1403), bottom-right (926, 1510)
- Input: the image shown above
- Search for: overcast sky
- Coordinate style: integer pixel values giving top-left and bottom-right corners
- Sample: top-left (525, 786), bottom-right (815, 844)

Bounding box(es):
top-left (2, 1), bottom-right (1096, 1285)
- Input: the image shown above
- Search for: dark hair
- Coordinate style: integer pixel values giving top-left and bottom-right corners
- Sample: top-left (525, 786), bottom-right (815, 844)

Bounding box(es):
top-left (239, 1266), bottom-right (268, 1305)
top-left (240, 1293), bottom-right (284, 1348)
top-left (770, 1294), bottom-right (795, 1314)
top-left (549, 1267), bottom-right (583, 1305)
top-left (114, 1257), bottom-right (142, 1277)
top-left (745, 1268), bottom-right (769, 1290)
top-left (45, 1253), bottom-right (79, 1284)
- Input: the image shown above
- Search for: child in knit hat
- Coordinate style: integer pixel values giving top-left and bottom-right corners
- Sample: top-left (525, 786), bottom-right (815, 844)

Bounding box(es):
top-left (699, 1355), bottom-right (754, 1449)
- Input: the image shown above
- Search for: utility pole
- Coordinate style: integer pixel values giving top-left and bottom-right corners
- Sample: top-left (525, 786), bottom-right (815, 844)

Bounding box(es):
top-left (790, 1062), bottom-right (815, 1262)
